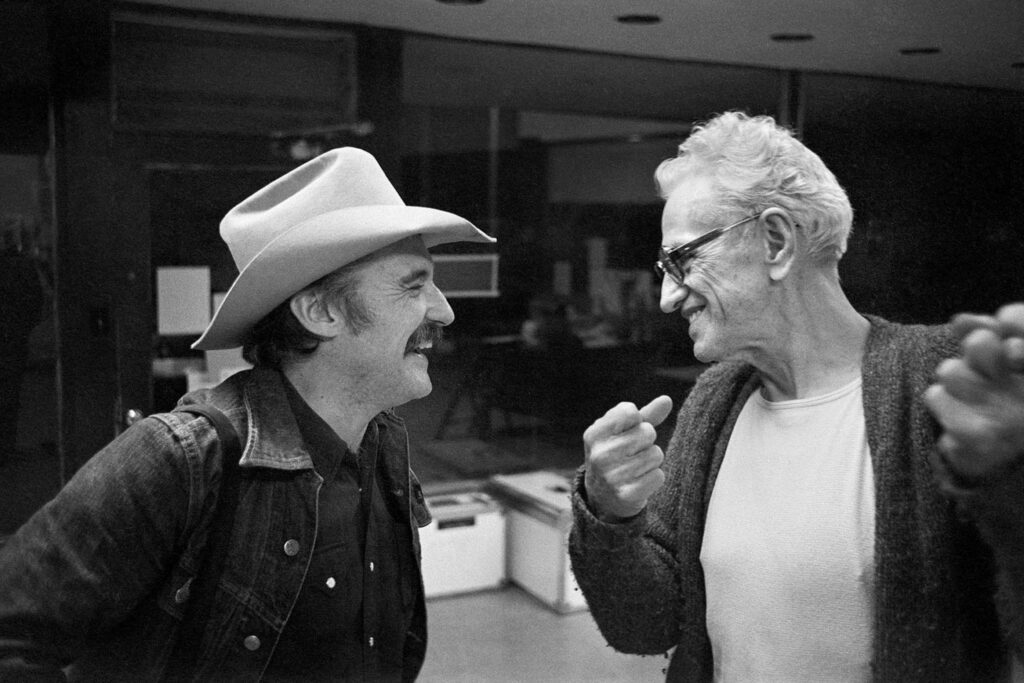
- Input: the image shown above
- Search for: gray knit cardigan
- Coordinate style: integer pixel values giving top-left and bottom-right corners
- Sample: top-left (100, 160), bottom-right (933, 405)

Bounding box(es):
top-left (569, 315), bottom-right (1024, 682)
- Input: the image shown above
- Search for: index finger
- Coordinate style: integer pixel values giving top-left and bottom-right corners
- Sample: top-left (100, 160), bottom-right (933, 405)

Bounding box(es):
top-left (961, 328), bottom-right (1012, 382)
top-left (590, 401), bottom-right (645, 439)
top-left (995, 303), bottom-right (1024, 339)
top-left (591, 396), bottom-right (673, 439)
top-left (949, 313), bottom-right (999, 340)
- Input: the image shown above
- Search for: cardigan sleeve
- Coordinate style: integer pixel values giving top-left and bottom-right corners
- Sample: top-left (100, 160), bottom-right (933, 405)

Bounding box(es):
top-left (932, 454), bottom-right (1024, 661)
top-left (568, 466), bottom-right (685, 655)
top-left (903, 318), bottom-right (1024, 663)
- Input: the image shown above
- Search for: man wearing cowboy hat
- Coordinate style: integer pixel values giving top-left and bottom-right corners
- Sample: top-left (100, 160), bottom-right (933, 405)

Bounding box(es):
top-left (0, 148), bottom-right (495, 680)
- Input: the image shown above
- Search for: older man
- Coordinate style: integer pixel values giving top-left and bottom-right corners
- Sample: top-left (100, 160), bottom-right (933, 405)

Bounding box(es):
top-left (0, 148), bottom-right (494, 680)
top-left (569, 111), bottom-right (1024, 682)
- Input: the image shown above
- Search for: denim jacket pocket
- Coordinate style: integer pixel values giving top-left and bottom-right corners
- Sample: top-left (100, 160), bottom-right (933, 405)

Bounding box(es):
top-left (192, 590), bottom-right (278, 680)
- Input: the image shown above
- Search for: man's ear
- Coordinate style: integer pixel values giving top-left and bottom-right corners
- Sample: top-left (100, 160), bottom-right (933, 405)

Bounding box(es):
top-left (289, 290), bottom-right (340, 338)
top-left (761, 209), bottom-right (798, 281)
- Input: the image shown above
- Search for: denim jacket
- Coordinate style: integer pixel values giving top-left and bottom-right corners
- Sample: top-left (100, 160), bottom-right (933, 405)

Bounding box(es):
top-left (0, 368), bottom-right (432, 681)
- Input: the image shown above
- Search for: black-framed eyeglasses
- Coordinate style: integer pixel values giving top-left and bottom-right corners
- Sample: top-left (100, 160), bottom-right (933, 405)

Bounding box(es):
top-left (654, 212), bottom-right (760, 287)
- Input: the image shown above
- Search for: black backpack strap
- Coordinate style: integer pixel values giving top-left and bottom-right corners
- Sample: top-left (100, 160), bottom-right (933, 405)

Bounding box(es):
top-left (164, 404), bottom-right (243, 679)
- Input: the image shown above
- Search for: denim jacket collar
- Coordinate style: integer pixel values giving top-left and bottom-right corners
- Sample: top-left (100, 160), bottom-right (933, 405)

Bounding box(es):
top-left (238, 368), bottom-right (314, 470)
top-left (180, 367), bottom-right (406, 473)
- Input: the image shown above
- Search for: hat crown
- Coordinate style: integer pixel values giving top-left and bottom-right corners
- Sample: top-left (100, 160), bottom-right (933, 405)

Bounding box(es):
top-left (221, 147), bottom-right (404, 271)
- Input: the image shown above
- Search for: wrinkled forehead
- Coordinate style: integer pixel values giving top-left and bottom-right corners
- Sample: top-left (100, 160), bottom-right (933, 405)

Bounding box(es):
top-left (661, 177), bottom-right (721, 238)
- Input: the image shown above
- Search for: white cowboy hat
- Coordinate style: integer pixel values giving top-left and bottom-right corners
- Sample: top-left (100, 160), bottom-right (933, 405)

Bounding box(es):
top-left (192, 147), bottom-right (495, 350)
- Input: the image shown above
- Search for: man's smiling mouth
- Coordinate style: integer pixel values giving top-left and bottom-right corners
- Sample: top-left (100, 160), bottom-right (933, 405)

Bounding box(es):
top-left (406, 324), bottom-right (443, 356)
top-left (682, 305), bottom-right (705, 322)
top-left (408, 341), bottom-right (432, 356)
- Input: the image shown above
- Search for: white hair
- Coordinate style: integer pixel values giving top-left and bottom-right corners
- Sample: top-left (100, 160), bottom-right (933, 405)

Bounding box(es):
top-left (655, 111), bottom-right (854, 262)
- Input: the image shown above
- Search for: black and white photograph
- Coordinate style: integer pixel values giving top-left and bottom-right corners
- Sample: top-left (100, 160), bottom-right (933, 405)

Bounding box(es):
top-left (0, 1), bottom-right (1022, 681)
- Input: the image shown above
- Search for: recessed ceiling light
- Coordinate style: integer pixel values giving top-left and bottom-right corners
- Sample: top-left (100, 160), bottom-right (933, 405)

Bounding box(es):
top-left (770, 33), bottom-right (814, 42)
top-left (899, 47), bottom-right (941, 55)
top-left (616, 14), bottom-right (661, 25)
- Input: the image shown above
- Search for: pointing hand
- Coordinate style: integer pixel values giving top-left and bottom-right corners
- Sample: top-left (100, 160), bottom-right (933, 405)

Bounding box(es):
top-left (583, 395), bottom-right (674, 522)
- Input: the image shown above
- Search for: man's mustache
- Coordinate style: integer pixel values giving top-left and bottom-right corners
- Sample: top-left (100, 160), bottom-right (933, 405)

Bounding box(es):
top-left (406, 323), bottom-right (444, 353)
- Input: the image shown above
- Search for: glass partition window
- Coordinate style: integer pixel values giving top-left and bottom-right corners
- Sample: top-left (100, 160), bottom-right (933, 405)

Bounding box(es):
top-left (0, 152), bottom-right (59, 536)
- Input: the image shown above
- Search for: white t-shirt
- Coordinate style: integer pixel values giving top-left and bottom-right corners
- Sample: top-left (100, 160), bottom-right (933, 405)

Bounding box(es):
top-left (700, 377), bottom-right (875, 682)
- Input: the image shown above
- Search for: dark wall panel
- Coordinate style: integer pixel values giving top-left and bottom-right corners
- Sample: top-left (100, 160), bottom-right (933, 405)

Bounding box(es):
top-left (807, 111), bottom-right (1024, 323)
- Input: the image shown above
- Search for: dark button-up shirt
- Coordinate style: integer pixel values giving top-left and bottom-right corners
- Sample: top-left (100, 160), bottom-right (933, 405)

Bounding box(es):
top-left (265, 380), bottom-right (413, 681)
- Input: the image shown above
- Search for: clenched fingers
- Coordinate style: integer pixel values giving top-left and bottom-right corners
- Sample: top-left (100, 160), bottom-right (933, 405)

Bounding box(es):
top-left (994, 303), bottom-right (1024, 338)
top-left (960, 328), bottom-right (1014, 382)
top-left (933, 357), bottom-right (995, 405)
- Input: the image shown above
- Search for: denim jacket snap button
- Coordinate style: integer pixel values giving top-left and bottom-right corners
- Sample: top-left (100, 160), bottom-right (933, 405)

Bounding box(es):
top-left (173, 579), bottom-right (192, 604)
top-left (244, 635), bottom-right (261, 651)
top-left (283, 539), bottom-right (300, 556)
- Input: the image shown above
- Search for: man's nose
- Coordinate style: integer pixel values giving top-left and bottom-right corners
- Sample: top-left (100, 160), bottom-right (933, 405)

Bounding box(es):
top-left (660, 276), bottom-right (688, 314)
top-left (429, 283), bottom-right (455, 326)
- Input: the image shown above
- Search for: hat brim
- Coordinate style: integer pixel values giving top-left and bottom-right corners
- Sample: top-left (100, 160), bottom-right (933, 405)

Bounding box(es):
top-left (192, 205), bottom-right (494, 350)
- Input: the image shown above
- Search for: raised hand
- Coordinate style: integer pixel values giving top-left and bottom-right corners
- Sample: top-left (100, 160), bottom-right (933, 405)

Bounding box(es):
top-left (925, 303), bottom-right (1024, 482)
top-left (582, 395), bottom-right (674, 522)
top-left (949, 303), bottom-right (1024, 372)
